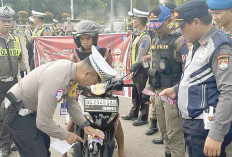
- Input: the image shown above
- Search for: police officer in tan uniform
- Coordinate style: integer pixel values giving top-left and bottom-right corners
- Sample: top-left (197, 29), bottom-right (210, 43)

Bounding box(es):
top-left (29, 10), bottom-right (51, 70)
top-left (0, 6), bottom-right (27, 157)
top-left (121, 8), bottom-right (151, 126)
top-left (50, 19), bottom-right (59, 36)
top-left (64, 17), bottom-right (73, 36)
top-left (0, 46), bottom-right (115, 157)
top-left (24, 17), bottom-right (34, 70)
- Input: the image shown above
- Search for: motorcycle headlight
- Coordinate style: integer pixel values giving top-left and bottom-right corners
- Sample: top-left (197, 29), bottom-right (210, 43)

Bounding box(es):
top-left (90, 82), bottom-right (107, 95)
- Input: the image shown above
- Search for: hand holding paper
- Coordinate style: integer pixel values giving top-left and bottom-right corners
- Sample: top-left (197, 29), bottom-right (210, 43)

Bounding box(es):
top-left (142, 88), bottom-right (176, 106)
top-left (51, 139), bottom-right (77, 154)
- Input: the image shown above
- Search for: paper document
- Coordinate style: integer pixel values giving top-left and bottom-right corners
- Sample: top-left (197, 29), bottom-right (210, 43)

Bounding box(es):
top-left (51, 139), bottom-right (76, 154)
top-left (142, 89), bottom-right (176, 106)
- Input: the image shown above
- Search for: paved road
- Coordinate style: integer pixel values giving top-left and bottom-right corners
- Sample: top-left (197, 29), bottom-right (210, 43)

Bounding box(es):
top-left (2, 33), bottom-right (187, 157)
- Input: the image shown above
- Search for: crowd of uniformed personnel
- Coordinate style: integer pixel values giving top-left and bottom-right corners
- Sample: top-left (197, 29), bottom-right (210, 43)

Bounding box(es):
top-left (0, 0), bottom-right (232, 157)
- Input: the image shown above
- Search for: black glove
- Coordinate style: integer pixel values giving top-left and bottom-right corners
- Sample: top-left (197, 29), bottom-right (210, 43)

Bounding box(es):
top-left (20, 71), bottom-right (27, 78)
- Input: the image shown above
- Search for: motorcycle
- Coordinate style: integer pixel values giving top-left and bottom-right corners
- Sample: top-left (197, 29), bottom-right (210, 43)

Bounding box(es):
top-left (73, 62), bottom-right (143, 157)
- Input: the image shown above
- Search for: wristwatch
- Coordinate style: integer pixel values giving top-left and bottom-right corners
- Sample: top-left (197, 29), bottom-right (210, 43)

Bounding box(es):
top-left (81, 121), bottom-right (90, 129)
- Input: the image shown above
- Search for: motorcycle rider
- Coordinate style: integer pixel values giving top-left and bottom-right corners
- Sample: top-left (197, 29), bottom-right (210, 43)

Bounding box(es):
top-left (61, 20), bottom-right (126, 157)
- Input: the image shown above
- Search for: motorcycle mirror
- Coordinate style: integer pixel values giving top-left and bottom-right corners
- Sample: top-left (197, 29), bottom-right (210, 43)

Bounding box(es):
top-left (129, 62), bottom-right (143, 73)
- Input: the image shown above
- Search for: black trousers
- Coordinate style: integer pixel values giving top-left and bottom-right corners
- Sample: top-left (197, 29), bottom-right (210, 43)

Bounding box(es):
top-left (183, 119), bottom-right (232, 157)
top-left (0, 79), bottom-right (17, 148)
top-left (4, 113), bottom-right (51, 157)
top-left (129, 68), bottom-right (150, 121)
top-left (26, 42), bottom-right (34, 71)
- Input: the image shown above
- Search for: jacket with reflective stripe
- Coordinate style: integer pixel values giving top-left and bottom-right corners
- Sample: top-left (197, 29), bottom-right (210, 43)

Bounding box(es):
top-left (0, 35), bottom-right (22, 78)
top-left (178, 30), bottom-right (232, 119)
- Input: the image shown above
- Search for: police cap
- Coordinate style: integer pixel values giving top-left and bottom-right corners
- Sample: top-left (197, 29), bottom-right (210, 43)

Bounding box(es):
top-left (28, 17), bottom-right (34, 23)
top-left (128, 11), bottom-right (133, 16)
top-left (31, 10), bottom-right (46, 18)
top-left (206, 0), bottom-right (232, 10)
top-left (114, 49), bottom-right (121, 55)
top-left (164, 2), bottom-right (177, 13)
top-left (169, 0), bottom-right (209, 30)
top-left (89, 46), bottom-right (117, 81)
top-left (148, 6), bottom-right (171, 29)
top-left (133, 8), bottom-right (149, 18)
top-left (0, 6), bottom-right (15, 21)
top-left (53, 19), bottom-right (58, 23)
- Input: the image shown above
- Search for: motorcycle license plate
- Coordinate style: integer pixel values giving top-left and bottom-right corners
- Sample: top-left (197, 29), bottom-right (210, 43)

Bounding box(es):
top-left (84, 98), bottom-right (118, 113)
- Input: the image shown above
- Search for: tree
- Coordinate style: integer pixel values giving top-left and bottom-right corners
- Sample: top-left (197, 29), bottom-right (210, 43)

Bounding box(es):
top-left (18, 11), bottom-right (28, 24)
top-left (44, 11), bottom-right (54, 23)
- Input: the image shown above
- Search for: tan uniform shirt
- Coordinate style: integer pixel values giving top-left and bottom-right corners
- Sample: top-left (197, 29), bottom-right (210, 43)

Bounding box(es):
top-left (24, 26), bottom-right (33, 43)
top-left (9, 60), bottom-right (86, 140)
top-left (64, 22), bottom-right (73, 35)
top-left (134, 28), bottom-right (151, 63)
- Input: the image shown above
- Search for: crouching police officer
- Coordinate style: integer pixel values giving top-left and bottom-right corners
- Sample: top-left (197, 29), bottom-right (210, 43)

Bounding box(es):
top-left (0, 46), bottom-right (116, 157)
top-left (0, 6), bottom-right (27, 157)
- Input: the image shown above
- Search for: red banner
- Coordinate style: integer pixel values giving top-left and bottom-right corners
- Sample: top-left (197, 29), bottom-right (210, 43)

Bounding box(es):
top-left (34, 33), bottom-right (132, 97)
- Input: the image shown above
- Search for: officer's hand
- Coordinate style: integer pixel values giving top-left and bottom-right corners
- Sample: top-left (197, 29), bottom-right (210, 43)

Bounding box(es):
top-left (203, 137), bottom-right (222, 157)
top-left (66, 132), bottom-right (84, 145)
top-left (159, 87), bottom-right (176, 99)
top-left (84, 126), bottom-right (105, 140)
top-left (29, 37), bottom-right (34, 42)
top-left (142, 55), bottom-right (151, 63)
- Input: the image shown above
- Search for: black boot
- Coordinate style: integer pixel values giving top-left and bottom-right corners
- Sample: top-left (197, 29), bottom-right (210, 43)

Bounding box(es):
top-left (165, 152), bottom-right (171, 157)
top-left (145, 118), bottom-right (158, 135)
top-left (152, 136), bottom-right (164, 144)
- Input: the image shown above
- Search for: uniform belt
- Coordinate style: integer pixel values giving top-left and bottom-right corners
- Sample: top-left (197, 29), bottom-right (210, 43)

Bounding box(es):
top-left (182, 113), bottom-right (204, 120)
top-left (4, 97), bottom-right (33, 116)
top-left (0, 76), bottom-right (15, 82)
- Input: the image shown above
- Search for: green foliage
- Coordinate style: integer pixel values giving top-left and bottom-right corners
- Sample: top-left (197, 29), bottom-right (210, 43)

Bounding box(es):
top-left (5, 0), bottom-right (189, 23)
top-left (61, 13), bottom-right (71, 22)
top-left (18, 11), bottom-right (28, 18)
top-left (18, 17), bottom-right (28, 24)
top-left (62, 13), bottom-right (70, 18)
top-left (44, 11), bottom-right (54, 23)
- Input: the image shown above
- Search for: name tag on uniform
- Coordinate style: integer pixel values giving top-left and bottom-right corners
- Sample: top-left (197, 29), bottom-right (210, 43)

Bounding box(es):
top-left (203, 106), bottom-right (215, 130)
top-left (60, 102), bottom-right (69, 115)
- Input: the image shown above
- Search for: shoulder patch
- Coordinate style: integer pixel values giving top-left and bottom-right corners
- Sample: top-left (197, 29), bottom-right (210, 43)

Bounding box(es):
top-left (142, 39), bottom-right (146, 48)
top-left (56, 89), bottom-right (63, 101)
top-left (217, 54), bottom-right (229, 71)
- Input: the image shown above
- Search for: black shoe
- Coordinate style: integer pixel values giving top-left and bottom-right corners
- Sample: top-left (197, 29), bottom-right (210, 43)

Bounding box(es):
top-left (121, 115), bottom-right (137, 120)
top-left (165, 152), bottom-right (171, 157)
top-left (11, 142), bottom-right (17, 151)
top-left (1, 147), bottom-right (11, 157)
top-left (152, 137), bottom-right (164, 144)
top-left (132, 119), bottom-right (148, 126)
top-left (145, 127), bottom-right (158, 135)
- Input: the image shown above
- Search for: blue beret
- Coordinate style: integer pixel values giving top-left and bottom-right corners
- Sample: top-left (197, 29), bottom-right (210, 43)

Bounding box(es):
top-left (206, 0), bottom-right (232, 10)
